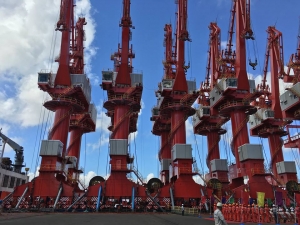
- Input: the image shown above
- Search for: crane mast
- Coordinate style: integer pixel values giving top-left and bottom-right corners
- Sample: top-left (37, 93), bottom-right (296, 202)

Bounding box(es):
top-left (0, 131), bottom-right (25, 173)
top-left (152, 0), bottom-right (202, 200)
top-left (193, 22), bottom-right (229, 196)
top-left (151, 24), bottom-right (175, 185)
top-left (100, 0), bottom-right (144, 199)
top-left (55, 0), bottom-right (74, 86)
top-left (12, 0), bottom-right (96, 199)
top-left (172, 0), bottom-right (189, 93)
top-left (249, 27), bottom-right (296, 183)
top-left (163, 24), bottom-right (176, 79)
top-left (70, 17), bottom-right (86, 74)
top-left (285, 21), bottom-right (300, 84)
top-left (113, 0), bottom-right (135, 85)
top-left (67, 16), bottom-right (96, 187)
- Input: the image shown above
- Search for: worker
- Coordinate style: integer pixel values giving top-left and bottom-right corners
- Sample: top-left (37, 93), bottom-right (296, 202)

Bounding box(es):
top-left (0, 199), bottom-right (2, 214)
top-left (264, 204), bottom-right (271, 223)
top-left (181, 204), bottom-right (184, 216)
top-left (214, 202), bottom-right (228, 225)
top-left (228, 204), bottom-right (232, 221)
top-left (272, 204), bottom-right (278, 224)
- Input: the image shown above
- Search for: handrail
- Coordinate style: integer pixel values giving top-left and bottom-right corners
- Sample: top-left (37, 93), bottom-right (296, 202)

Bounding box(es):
top-left (67, 192), bottom-right (87, 211)
top-left (15, 186), bottom-right (28, 209)
top-left (3, 190), bottom-right (14, 202)
top-left (53, 186), bottom-right (63, 209)
top-left (219, 100), bottom-right (249, 111)
top-left (145, 189), bottom-right (165, 212)
top-left (130, 166), bottom-right (145, 185)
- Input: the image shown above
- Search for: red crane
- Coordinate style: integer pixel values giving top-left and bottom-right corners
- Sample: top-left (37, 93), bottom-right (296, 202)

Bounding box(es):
top-left (249, 26), bottom-right (296, 184)
top-left (96, 0), bottom-right (145, 204)
top-left (209, 0), bottom-right (272, 199)
top-left (153, 0), bottom-right (202, 205)
top-left (67, 17), bottom-right (97, 189)
top-left (281, 22), bottom-right (300, 120)
top-left (193, 22), bottom-right (229, 196)
top-left (151, 24), bottom-right (174, 185)
top-left (285, 21), bottom-right (300, 85)
top-left (12, 0), bottom-right (95, 206)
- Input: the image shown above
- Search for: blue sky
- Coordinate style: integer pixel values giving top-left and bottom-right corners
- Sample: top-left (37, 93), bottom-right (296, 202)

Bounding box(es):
top-left (0, 0), bottom-right (300, 185)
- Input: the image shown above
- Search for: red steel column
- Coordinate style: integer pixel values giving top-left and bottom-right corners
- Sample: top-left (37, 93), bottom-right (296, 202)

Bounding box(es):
top-left (230, 110), bottom-right (249, 170)
top-left (268, 134), bottom-right (284, 178)
top-left (67, 128), bottom-right (83, 166)
top-left (113, 105), bottom-right (130, 139)
top-left (51, 106), bottom-right (71, 155)
top-left (171, 111), bottom-right (186, 145)
top-left (207, 132), bottom-right (220, 162)
top-left (161, 131), bottom-right (171, 159)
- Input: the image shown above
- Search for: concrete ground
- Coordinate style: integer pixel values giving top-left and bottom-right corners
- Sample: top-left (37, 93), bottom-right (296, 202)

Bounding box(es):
top-left (0, 212), bottom-right (285, 225)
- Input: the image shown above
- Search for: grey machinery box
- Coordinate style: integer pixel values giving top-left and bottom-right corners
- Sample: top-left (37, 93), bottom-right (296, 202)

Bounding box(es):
top-left (65, 156), bottom-right (78, 167)
top-left (280, 82), bottom-right (300, 112)
top-left (276, 161), bottom-right (297, 174)
top-left (238, 144), bottom-right (263, 162)
top-left (39, 140), bottom-right (63, 157)
top-left (172, 144), bottom-right (192, 161)
top-left (210, 159), bottom-right (228, 172)
top-left (71, 74), bottom-right (91, 103)
top-left (110, 139), bottom-right (128, 155)
top-left (161, 159), bottom-right (172, 171)
top-left (130, 73), bottom-right (143, 86)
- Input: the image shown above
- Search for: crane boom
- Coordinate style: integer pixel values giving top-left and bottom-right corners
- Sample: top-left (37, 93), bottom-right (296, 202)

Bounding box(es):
top-left (172, 0), bottom-right (189, 93)
top-left (54, 0), bottom-right (74, 86)
top-left (0, 130), bottom-right (24, 173)
top-left (113, 0), bottom-right (135, 86)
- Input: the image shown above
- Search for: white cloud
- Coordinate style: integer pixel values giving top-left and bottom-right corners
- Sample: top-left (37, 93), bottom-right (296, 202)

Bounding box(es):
top-left (146, 173), bottom-right (154, 182)
top-left (221, 41), bottom-right (227, 49)
top-left (253, 66), bottom-right (294, 96)
top-left (193, 175), bottom-right (205, 185)
top-left (79, 170), bottom-right (97, 188)
top-left (0, 0), bottom-right (96, 129)
top-left (28, 166), bottom-right (40, 181)
top-left (185, 117), bottom-right (194, 138)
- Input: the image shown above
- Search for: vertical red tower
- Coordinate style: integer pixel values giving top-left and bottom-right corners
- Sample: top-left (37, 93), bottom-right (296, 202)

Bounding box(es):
top-left (12, 0), bottom-right (95, 206)
top-left (66, 17), bottom-right (97, 189)
top-left (280, 22), bottom-right (300, 193)
top-left (193, 22), bottom-right (229, 198)
top-left (97, 0), bottom-right (145, 203)
top-left (153, 0), bottom-right (202, 204)
top-left (151, 24), bottom-right (174, 185)
top-left (249, 27), bottom-right (297, 185)
top-left (209, 0), bottom-right (273, 199)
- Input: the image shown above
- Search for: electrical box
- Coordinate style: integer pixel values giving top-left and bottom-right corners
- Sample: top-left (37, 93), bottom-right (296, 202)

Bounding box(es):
top-left (276, 161), bottom-right (297, 174)
top-left (161, 159), bottom-right (172, 171)
top-left (38, 72), bottom-right (51, 83)
top-left (172, 144), bottom-right (192, 161)
top-left (249, 108), bottom-right (275, 130)
top-left (280, 82), bottom-right (300, 112)
top-left (39, 140), bottom-right (63, 157)
top-left (187, 80), bottom-right (197, 94)
top-left (130, 73), bottom-right (143, 87)
top-left (152, 107), bottom-right (159, 116)
top-left (110, 139), bottom-right (128, 155)
top-left (102, 71), bottom-right (114, 81)
top-left (65, 156), bottom-right (78, 167)
top-left (225, 78), bottom-right (238, 88)
top-left (210, 159), bottom-right (228, 172)
top-left (249, 79), bottom-right (256, 93)
top-left (238, 144), bottom-right (263, 161)
top-left (71, 74), bottom-right (91, 103)
top-left (161, 79), bottom-right (173, 91)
